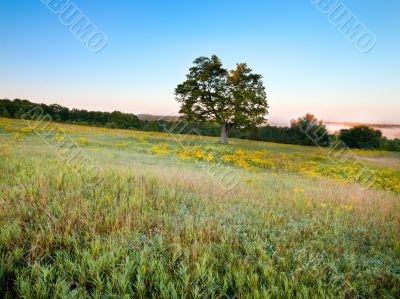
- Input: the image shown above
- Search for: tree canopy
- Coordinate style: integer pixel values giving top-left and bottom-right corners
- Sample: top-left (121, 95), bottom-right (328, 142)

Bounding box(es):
top-left (175, 55), bottom-right (268, 144)
top-left (339, 125), bottom-right (383, 149)
top-left (288, 113), bottom-right (329, 146)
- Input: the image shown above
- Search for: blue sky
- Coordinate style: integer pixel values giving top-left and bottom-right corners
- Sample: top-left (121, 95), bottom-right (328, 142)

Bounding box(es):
top-left (1, 0), bottom-right (399, 124)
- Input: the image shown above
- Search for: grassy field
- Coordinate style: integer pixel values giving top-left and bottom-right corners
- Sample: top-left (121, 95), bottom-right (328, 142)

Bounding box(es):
top-left (0, 117), bottom-right (399, 298)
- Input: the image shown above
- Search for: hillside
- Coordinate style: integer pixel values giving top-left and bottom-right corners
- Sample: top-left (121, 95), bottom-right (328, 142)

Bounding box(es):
top-left (0, 117), bottom-right (399, 297)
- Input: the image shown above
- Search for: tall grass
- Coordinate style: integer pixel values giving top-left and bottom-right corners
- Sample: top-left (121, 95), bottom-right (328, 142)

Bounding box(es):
top-left (0, 118), bottom-right (399, 297)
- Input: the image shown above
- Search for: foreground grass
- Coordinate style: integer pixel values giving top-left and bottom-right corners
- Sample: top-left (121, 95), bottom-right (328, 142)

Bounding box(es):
top-left (0, 118), bottom-right (400, 298)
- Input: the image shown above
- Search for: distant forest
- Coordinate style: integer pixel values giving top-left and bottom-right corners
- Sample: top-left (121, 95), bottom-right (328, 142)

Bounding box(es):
top-left (0, 99), bottom-right (306, 144)
top-left (1, 99), bottom-right (399, 151)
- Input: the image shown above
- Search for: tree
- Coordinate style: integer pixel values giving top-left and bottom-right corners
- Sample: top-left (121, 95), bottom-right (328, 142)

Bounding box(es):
top-left (288, 113), bottom-right (330, 146)
top-left (175, 55), bottom-right (268, 144)
top-left (0, 101), bottom-right (10, 117)
top-left (109, 111), bottom-right (140, 129)
top-left (339, 125), bottom-right (382, 149)
top-left (382, 138), bottom-right (400, 152)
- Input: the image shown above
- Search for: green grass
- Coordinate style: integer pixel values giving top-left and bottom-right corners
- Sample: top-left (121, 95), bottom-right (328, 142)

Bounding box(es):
top-left (0, 117), bottom-right (399, 298)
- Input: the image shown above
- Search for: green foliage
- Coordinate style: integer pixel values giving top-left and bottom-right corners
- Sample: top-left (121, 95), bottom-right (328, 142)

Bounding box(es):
top-left (382, 138), bottom-right (400, 152)
top-left (229, 115), bottom-right (331, 147)
top-left (175, 56), bottom-right (268, 143)
top-left (339, 125), bottom-right (383, 149)
top-left (227, 63), bottom-right (268, 127)
top-left (0, 99), bottom-right (141, 130)
top-left (175, 56), bottom-right (229, 124)
top-left (0, 102), bottom-right (10, 118)
top-left (288, 113), bottom-right (330, 146)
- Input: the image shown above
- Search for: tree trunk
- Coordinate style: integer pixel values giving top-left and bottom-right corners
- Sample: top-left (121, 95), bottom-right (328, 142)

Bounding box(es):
top-left (220, 123), bottom-right (228, 144)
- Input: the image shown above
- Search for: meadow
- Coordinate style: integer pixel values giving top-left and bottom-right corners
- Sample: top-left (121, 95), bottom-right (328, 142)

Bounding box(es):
top-left (0, 117), bottom-right (399, 298)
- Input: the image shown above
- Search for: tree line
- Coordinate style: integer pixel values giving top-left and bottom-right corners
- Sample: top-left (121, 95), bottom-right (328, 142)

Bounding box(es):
top-left (1, 98), bottom-right (399, 152)
top-left (0, 99), bottom-right (141, 130)
top-left (233, 113), bottom-right (399, 151)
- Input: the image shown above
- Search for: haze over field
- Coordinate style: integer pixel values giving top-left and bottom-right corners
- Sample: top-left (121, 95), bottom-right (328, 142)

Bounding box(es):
top-left (325, 122), bottom-right (400, 140)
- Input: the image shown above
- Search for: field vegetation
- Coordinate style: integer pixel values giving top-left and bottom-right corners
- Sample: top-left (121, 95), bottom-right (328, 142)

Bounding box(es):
top-left (1, 117), bottom-right (399, 297)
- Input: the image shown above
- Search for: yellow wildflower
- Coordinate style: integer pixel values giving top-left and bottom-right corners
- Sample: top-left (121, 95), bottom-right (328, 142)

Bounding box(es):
top-left (342, 204), bottom-right (353, 211)
top-left (19, 127), bottom-right (33, 133)
top-left (151, 143), bottom-right (170, 156)
top-left (54, 136), bottom-right (65, 142)
top-left (116, 142), bottom-right (128, 149)
top-left (78, 137), bottom-right (89, 145)
top-left (293, 188), bottom-right (305, 193)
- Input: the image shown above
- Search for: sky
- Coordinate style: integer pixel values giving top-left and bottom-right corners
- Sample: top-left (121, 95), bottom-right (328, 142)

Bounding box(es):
top-left (0, 0), bottom-right (399, 125)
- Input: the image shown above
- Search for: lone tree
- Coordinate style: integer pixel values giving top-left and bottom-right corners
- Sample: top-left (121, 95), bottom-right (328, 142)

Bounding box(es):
top-left (175, 55), bottom-right (268, 144)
